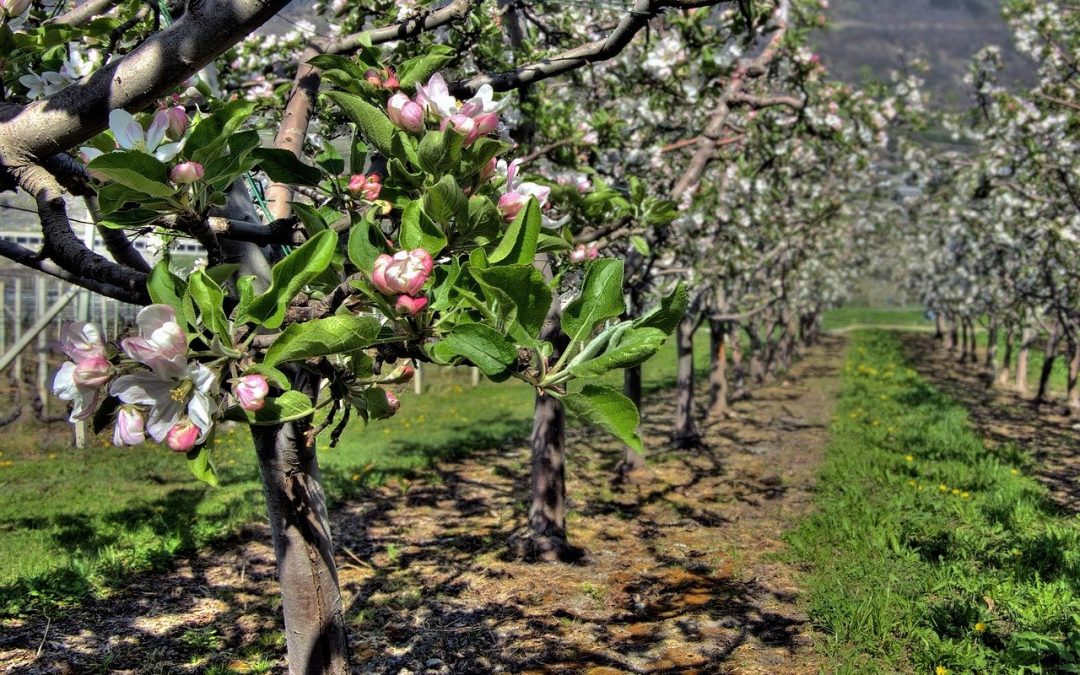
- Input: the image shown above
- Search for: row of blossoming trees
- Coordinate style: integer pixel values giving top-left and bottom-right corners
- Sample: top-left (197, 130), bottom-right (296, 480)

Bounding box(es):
top-left (0, 0), bottom-right (898, 670)
top-left (889, 0), bottom-right (1079, 410)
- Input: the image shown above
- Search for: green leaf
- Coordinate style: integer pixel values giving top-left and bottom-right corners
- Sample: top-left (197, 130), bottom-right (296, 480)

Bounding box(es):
top-left (396, 45), bottom-right (455, 91)
top-left (242, 229), bottom-right (338, 329)
top-left (204, 263), bottom-right (240, 286)
top-left (186, 445), bottom-right (219, 486)
top-left (561, 259), bottom-right (625, 341)
top-left (417, 129), bottom-right (463, 176)
top-left (347, 213), bottom-right (384, 272)
top-left (400, 200), bottom-right (447, 255)
top-left (633, 281), bottom-right (688, 335)
top-left (187, 100), bottom-right (257, 164)
top-left (561, 384), bottom-right (642, 452)
top-left (263, 315), bottom-right (381, 367)
top-left (464, 195), bottom-right (502, 243)
top-left (252, 148), bottom-right (324, 187)
top-left (435, 323), bottom-right (518, 382)
top-left (567, 328), bottom-right (667, 378)
top-left (630, 235), bottom-right (651, 256)
top-left (187, 270), bottom-right (230, 339)
top-left (87, 151), bottom-right (176, 197)
top-left (423, 174), bottom-right (468, 227)
top-left (290, 201), bottom-right (329, 236)
top-left (146, 261), bottom-right (192, 328)
top-left (324, 91), bottom-right (396, 157)
top-left (228, 390), bottom-right (316, 424)
top-left (470, 265), bottom-right (552, 340)
top-left (488, 198), bottom-right (540, 265)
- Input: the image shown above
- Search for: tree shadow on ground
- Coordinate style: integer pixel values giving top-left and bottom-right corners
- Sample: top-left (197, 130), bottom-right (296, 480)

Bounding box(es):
top-left (1, 338), bottom-right (845, 673)
top-left (900, 333), bottom-right (1080, 515)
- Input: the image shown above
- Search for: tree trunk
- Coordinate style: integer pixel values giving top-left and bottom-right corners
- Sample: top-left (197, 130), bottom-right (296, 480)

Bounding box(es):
top-left (707, 319), bottom-right (729, 419)
top-left (618, 366), bottom-right (646, 475)
top-left (935, 312), bottom-right (944, 340)
top-left (730, 323), bottom-right (748, 401)
top-left (748, 320), bottom-right (766, 386)
top-left (1015, 324), bottom-right (1034, 395)
top-left (1035, 321), bottom-right (1061, 404)
top-left (947, 315), bottom-right (958, 352)
top-left (967, 318), bottom-right (979, 364)
top-left (252, 418), bottom-right (349, 675)
top-left (519, 300), bottom-right (574, 561)
top-left (1068, 338), bottom-right (1080, 413)
top-left (984, 318), bottom-right (998, 379)
top-left (996, 326), bottom-right (1013, 387)
top-left (963, 317), bottom-right (972, 360)
top-left (673, 316), bottom-right (702, 448)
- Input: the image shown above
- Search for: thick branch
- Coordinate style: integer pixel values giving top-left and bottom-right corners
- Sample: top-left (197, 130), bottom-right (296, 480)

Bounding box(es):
top-left (46, 0), bottom-right (119, 26)
top-left (0, 240), bottom-right (146, 303)
top-left (0, 0), bottom-right (292, 162)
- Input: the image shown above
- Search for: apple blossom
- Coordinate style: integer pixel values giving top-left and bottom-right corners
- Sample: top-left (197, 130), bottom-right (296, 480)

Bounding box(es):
top-left (110, 360), bottom-right (218, 446)
top-left (0, 0), bottom-right (31, 19)
top-left (164, 106), bottom-right (189, 140)
top-left (170, 161), bottom-right (204, 184)
top-left (114, 407), bottom-right (146, 446)
top-left (371, 248), bottom-right (434, 296)
top-left (53, 361), bottom-right (102, 422)
top-left (497, 159), bottom-right (551, 221)
top-left (235, 374), bottom-right (269, 412)
top-left (385, 391), bottom-right (400, 412)
top-left (110, 109), bottom-right (184, 162)
top-left (57, 320), bottom-right (106, 362)
top-left (120, 305), bottom-right (188, 378)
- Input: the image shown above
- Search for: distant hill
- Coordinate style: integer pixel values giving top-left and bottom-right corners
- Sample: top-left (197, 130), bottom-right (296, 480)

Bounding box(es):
top-left (811, 0), bottom-right (1036, 109)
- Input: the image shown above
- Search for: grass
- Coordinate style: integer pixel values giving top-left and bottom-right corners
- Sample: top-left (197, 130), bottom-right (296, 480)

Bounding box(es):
top-left (788, 330), bottom-right (1080, 674)
top-left (821, 305), bottom-right (932, 331)
top-left (0, 335), bottom-right (713, 617)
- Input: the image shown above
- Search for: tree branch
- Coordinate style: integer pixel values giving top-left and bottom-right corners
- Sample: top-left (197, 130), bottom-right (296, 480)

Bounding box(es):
top-left (46, 0), bottom-right (119, 26)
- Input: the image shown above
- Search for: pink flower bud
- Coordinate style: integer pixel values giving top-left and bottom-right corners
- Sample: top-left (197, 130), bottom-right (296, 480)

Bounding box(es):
top-left (395, 295), bottom-right (429, 315)
top-left (384, 364), bottom-right (415, 383)
top-left (441, 114), bottom-right (476, 143)
top-left (166, 419), bottom-right (200, 453)
top-left (365, 69), bottom-right (383, 88)
top-left (387, 93), bottom-right (425, 133)
top-left (170, 161), bottom-right (204, 184)
top-left (113, 407), bottom-right (146, 446)
top-left (480, 157), bottom-right (498, 181)
top-left (165, 106), bottom-right (188, 140)
top-left (235, 374), bottom-right (269, 412)
top-left (586, 243), bottom-right (601, 260)
top-left (472, 112), bottom-right (499, 138)
top-left (348, 173), bottom-right (382, 200)
top-left (385, 390), bottom-right (400, 412)
top-left (73, 356), bottom-right (112, 387)
top-left (498, 191), bottom-right (529, 221)
top-left (371, 248), bottom-right (434, 296)
top-left (570, 245), bottom-right (588, 264)
top-left (382, 67), bottom-right (399, 90)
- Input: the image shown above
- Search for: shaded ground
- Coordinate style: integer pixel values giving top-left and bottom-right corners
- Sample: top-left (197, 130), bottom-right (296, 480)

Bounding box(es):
top-left (901, 334), bottom-right (1080, 514)
top-left (0, 337), bottom-right (846, 674)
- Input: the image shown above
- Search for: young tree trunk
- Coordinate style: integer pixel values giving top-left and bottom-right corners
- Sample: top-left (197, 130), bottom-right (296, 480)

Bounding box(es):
top-left (730, 323), bottom-right (748, 401)
top-left (963, 319), bottom-right (972, 362)
top-left (1068, 338), bottom-right (1080, 413)
top-left (707, 319), bottom-right (729, 419)
top-left (996, 326), bottom-right (1013, 387)
top-left (618, 366), bottom-right (646, 475)
top-left (935, 312), bottom-right (944, 340)
top-left (947, 315), bottom-right (959, 353)
top-left (1035, 320), bottom-right (1061, 404)
top-left (521, 300), bottom-right (574, 561)
top-left (1016, 325), bottom-right (1033, 395)
top-left (968, 318), bottom-right (979, 364)
top-left (984, 319), bottom-right (998, 379)
top-left (673, 316), bottom-right (702, 448)
top-left (252, 418), bottom-right (349, 675)
top-left (748, 320), bottom-right (766, 386)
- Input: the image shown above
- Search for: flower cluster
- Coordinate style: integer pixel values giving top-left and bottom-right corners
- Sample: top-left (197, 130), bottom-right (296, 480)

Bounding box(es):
top-left (497, 159), bottom-right (551, 221)
top-left (387, 74), bottom-right (505, 145)
top-left (51, 306), bottom-right (269, 453)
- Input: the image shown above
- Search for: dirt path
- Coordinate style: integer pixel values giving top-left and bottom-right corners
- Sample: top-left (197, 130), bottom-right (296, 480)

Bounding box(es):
top-left (1, 337), bottom-right (847, 675)
top-left (900, 334), bottom-right (1080, 514)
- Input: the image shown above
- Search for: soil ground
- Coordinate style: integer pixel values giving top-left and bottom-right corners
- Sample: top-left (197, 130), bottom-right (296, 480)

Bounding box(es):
top-left (900, 334), bottom-right (1080, 515)
top-left (0, 336), bottom-right (847, 674)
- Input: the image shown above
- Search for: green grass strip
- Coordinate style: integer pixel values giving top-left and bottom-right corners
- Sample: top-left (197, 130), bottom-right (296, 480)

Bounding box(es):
top-left (787, 330), bottom-right (1080, 674)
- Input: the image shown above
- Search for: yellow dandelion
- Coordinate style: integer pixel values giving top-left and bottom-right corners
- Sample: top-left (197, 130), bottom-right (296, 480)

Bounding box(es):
top-left (960, 492), bottom-right (970, 499)
top-left (939, 484), bottom-right (948, 492)
top-left (951, 488), bottom-right (961, 496)
top-left (0, 460), bottom-right (13, 468)
top-left (351, 473), bottom-right (361, 482)
top-left (907, 479), bottom-right (917, 487)
top-left (974, 622), bottom-right (986, 633)
top-left (905, 455), bottom-right (914, 462)
top-left (1010, 468), bottom-right (1020, 475)
top-left (936, 667), bottom-right (949, 675)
